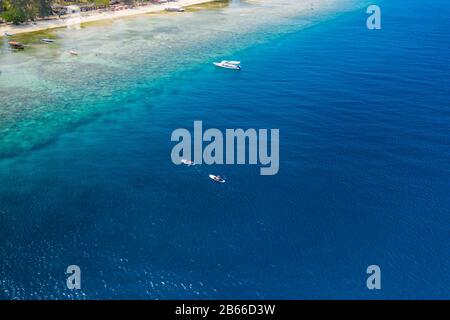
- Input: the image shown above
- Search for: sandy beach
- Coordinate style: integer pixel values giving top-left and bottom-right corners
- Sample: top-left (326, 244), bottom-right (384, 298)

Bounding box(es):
top-left (0, 0), bottom-right (214, 36)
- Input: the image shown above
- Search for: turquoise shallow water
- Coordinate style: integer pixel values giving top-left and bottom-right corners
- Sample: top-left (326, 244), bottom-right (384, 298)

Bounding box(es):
top-left (0, 0), bottom-right (356, 158)
top-left (1, 0), bottom-right (449, 299)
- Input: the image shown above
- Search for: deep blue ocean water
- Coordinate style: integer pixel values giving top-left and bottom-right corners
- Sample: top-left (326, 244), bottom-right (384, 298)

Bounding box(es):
top-left (0, 0), bottom-right (449, 299)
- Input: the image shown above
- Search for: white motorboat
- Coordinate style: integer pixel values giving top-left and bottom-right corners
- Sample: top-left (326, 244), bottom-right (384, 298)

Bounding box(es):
top-left (41, 38), bottom-right (55, 43)
top-left (69, 50), bottom-right (79, 56)
top-left (209, 175), bottom-right (226, 183)
top-left (165, 6), bottom-right (185, 12)
top-left (214, 60), bottom-right (241, 70)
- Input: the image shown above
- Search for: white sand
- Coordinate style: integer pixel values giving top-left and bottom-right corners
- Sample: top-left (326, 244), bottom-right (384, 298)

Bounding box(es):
top-left (0, 0), bottom-right (214, 36)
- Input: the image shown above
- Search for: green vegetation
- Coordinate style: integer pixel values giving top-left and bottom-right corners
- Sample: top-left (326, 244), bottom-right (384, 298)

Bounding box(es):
top-left (1, 6), bottom-right (29, 24)
top-left (94, 0), bottom-right (110, 6)
top-left (1, 0), bottom-right (53, 24)
top-left (0, 0), bottom-right (137, 24)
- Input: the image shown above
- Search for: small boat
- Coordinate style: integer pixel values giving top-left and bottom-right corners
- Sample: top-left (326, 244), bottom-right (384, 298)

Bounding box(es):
top-left (69, 50), bottom-right (79, 56)
top-left (165, 6), bottom-right (185, 12)
top-left (4, 32), bottom-right (14, 37)
top-left (41, 38), bottom-right (55, 43)
top-left (214, 60), bottom-right (241, 70)
top-left (209, 174), bottom-right (226, 183)
top-left (9, 41), bottom-right (24, 49)
top-left (181, 159), bottom-right (195, 166)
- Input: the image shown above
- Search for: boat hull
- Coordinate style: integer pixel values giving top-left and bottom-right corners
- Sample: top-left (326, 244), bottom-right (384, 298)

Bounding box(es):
top-left (214, 62), bottom-right (241, 70)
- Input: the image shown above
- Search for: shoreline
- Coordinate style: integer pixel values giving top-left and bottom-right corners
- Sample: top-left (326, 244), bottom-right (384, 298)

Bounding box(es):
top-left (0, 0), bottom-right (215, 36)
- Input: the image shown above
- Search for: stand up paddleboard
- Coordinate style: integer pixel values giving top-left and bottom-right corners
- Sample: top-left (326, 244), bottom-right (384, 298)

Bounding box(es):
top-left (181, 159), bottom-right (195, 166)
